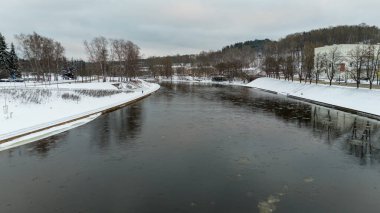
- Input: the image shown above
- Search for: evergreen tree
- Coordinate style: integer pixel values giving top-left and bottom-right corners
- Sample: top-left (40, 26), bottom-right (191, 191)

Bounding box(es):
top-left (8, 43), bottom-right (20, 78)
top-left (0, 33), bottom-right (9, 78)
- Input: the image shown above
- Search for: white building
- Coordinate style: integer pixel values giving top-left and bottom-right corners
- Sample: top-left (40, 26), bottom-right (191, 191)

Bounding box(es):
top-left (314, 44), bottom-right (380, 78)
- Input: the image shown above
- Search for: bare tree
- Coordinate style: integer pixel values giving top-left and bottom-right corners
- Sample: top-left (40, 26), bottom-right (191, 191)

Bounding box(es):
top-left (348, 45), bottom-right (365, 88)
top-left (162, 57), bottom-right (173, 79)
top-left (288, 36), bottom-right (305, 83)
top-left (16, 32), bottom-right (65, 82)
top-left (16, 33), bottom-right (41, 80)
top-left (84, 36), bottom-right (108, 82)
top-left (366, 45), bottom-right (380, 89)
top-left (147, 57), bottom-right (159, 78)
top-left (291, 49), bottom-right (304, 83)
top-left (284, 55), bottom-right (295, 81)
top-left (313, 53), bottom-right (326, 84)
top-left (41, 38), bottom-right (55, 82)
top-left (303, 43), bottom-right (315, 84)
top-left (53, 42), bottom-right (65, 81)
top-left (110, 39), bottom-right (125, 81)
top-left (241, 46), bottom-right (256, 68)
top-left (125, 41), bottom-right (140, 79)
top-left (325, 47), bottom-right (342, 86)
top-left (107, 39), bottom-right (141, 81)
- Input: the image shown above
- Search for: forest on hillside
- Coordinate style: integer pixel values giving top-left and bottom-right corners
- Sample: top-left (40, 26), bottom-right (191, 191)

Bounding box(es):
top-left (144, 24), bottom-right (380, 85)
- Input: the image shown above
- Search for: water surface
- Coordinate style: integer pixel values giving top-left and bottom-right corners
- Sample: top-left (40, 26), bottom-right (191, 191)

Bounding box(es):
top-left (1, 82), bottom-right (380, 213)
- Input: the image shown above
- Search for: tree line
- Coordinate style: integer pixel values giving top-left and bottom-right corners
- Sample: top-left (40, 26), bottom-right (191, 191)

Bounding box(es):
top-left (84, 37), bottom-right (140, 82)
top-left (262, 24), bottom-right (380, 89)
top-left (0, 32), bottom-right (141, 82)
top-left (144, 40), bottom-right (263, 80)
top-left (2, 24), bottom-right (380, 85)
top-left (15, 32), bottom-right (65, 81)
top-left (144, 24), bottom-right (380, 87)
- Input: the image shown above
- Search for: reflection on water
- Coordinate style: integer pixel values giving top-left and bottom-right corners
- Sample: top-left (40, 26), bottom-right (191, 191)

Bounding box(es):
top-left (31, 133), bottom-right (66, 156)
top-left (194, 82), bottom-right (380, 162)
top-left (2, 82), bottom-right (380, 213)
top-left (308, 106), bottom-right (380, 163)
top-left (5, 132), bottom-right (69, 159)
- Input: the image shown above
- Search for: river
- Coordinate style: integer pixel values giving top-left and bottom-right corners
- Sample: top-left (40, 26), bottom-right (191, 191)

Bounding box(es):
top-left (1, 82), bottom-right (380, 213)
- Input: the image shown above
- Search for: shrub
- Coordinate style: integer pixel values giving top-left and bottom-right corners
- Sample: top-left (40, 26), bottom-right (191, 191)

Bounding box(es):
top-left (61, 93), bottom-right (81, 102)
top-left (74, 89), bottom-right (123, 98)
top-left (0, 88), bottom-right (52, 104)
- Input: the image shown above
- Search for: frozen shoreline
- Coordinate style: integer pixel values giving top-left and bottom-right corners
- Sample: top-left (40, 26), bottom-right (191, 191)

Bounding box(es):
top-left (246, 78), bottom-right (380, 119)
top-left (0, 80), bottom-right (160, 149)
top-left (147, 76), bottom-right (248, 87)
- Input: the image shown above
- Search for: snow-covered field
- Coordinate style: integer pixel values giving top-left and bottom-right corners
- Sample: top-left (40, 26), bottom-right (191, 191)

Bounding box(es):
top-left (0, 79), bottom-right (160, 148)
top-left (247, 78), bottom-right (380, 116)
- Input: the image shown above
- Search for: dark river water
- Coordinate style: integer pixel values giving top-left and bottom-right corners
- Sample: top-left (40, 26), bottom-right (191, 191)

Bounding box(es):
top-left (1, 82), bottom-right (380, 213)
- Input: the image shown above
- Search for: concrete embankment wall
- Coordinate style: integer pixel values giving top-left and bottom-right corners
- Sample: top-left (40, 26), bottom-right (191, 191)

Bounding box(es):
top-left (246, 78), bottom-right (380, 120)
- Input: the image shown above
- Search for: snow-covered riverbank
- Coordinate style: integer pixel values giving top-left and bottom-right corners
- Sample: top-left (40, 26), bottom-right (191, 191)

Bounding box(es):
top-left (246, 77), bottom-right (380, 117)
top-left (0, 80), bottom-right (160, 148)
top-left (148, 76), bottom-right (248, 87)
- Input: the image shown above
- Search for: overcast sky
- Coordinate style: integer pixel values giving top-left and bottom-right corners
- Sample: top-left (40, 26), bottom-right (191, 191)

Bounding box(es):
top-left (0, 0), bottom-right (379, 59)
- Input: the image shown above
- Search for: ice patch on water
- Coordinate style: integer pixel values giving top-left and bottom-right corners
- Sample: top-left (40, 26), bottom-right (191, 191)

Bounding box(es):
top-left (304, 177), bottom-right (315, 183)
top-left (237, 156), bottom-right (251, 165)
top-left (257, 185), bottom-right (289, 213)
top-left (258, 195), bottom-right (281, 213)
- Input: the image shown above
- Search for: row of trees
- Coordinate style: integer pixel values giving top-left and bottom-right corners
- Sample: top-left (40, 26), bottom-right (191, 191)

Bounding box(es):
top-left (313, 45), bottom-right (380, 89)
top-left (0, 33), bottom-right (19, 79)
top-left (262, 41), bottom-right (316, 83)
top-left (0, 32), bottom-right (141, 83)
top-left (3, 24), bottom-right (380, 84)
top-left (145, 56), bottom-right (174, 79)
top-left (84, 37), bottom-right (140, 82)
top-left (144, 40), bottom-right (263, 80)
top-left (264, 43), bottom-right (380, 89)
top-left (261, 24), bottom-right (380, 89)
top-left (143, 24), bottom-right (380, 85)
top-left (347, 45), bottom-right (380, 89)
top-left (16, 32), bottom-right (65, 81)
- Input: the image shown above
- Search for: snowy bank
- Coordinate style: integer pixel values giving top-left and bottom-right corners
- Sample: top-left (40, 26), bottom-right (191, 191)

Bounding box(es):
top-left (0, 80), bottom-right (160, 149)
top-left (0, 113), bottom-right (101, 152)
top-left (147, 75), bottom-right (248, 87)
top-left (246, 78), bottom-right (380, 118)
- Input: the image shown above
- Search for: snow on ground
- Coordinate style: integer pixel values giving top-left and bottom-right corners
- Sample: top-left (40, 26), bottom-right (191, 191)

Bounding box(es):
top-left (0, 80), bottom-right (160, 145)
top-left (246, 77), bottom-right (380, 116)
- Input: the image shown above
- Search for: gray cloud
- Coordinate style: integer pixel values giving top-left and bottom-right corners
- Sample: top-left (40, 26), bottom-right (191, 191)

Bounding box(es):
top-left (1, 0), bottom-right (379, 59)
